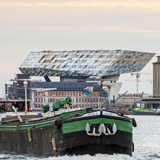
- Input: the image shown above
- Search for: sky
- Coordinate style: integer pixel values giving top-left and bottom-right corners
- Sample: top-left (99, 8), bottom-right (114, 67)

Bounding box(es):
top-left (0, 0), bottom-right (160, 97)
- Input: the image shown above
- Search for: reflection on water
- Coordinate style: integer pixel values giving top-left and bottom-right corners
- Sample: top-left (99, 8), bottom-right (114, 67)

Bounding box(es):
top-left (1, 116), bottom-right (160, 160)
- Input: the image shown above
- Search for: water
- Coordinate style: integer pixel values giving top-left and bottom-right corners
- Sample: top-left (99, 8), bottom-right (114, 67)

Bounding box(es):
top-left (0, 115), bottom-right (160, 160)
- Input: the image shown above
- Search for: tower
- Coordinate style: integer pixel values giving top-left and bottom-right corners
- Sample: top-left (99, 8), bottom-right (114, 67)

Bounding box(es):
top-left (153, 56), bottom-right (160, 98)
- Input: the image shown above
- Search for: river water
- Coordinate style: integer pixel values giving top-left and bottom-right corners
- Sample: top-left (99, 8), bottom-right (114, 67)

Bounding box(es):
top-left (0, 115), bottom-right (160, 160)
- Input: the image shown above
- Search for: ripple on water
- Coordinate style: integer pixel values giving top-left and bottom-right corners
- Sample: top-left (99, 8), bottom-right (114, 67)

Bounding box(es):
top-left (0, 154), bottom-right (139, 160)
top-left (0, 153), bottom-right (159, 160)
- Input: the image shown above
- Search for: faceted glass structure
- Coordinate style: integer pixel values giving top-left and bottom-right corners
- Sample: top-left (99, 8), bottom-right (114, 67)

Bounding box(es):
top-left (19, 50), bottom-right (155, 77)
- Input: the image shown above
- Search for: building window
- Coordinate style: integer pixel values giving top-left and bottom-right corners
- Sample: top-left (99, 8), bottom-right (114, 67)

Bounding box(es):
top-left (96, 98), bottom-right (99, 102)
top-left (79, 98), bottom-right (81, 102)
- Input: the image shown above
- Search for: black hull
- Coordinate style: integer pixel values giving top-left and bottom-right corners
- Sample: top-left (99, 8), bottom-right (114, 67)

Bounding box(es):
top-left (0, 124), bottom-right (56, 157)
top-left (56, 130), bottom-right (133, 156)
top-left (0, 123), bottom-right (133, 157)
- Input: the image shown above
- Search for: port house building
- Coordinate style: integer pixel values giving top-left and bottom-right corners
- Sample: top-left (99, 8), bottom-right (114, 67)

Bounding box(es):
top-left (7, 50), bottom-right (155, 110)
top-left (19, 50), bottom-right (155, 78)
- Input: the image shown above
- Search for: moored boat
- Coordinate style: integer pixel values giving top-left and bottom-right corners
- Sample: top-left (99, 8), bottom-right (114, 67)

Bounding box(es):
top-left (133, 108), bottom-right (160, 115)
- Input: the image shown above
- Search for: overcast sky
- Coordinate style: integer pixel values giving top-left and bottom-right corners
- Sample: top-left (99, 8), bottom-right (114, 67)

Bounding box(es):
top-left (0, 0), bottom-right (160, 97)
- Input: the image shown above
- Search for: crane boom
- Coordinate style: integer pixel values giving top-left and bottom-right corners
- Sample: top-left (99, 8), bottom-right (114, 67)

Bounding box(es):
top-left (42, 96), bottom-right (72, 113)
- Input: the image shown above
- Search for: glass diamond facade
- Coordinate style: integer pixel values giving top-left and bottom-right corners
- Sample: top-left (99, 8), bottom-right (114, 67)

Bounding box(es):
top-left (19, 50), bottom-right (155, 77)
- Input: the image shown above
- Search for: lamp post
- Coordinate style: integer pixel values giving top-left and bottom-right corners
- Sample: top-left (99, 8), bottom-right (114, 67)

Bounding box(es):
top-left (10, 78), bottom-right (42, 113)
top-left (23, 81), bottom-right (28, 115)
top-left (99, 76), bottom-right (103, 111)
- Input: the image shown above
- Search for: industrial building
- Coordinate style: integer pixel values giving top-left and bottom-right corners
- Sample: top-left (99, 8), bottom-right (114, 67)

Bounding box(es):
top-left (153, 56), bottom-right (160, 98)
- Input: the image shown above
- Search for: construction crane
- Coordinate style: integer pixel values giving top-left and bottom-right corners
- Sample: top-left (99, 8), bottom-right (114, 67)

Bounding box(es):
top-left (127, 72), bottom-right (152, 93)
top-left (115, 91), bottom-right (128, 102)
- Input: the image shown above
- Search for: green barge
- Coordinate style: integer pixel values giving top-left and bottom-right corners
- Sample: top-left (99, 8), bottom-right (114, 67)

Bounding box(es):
top-left (0, 107), bottom-right (137, 157)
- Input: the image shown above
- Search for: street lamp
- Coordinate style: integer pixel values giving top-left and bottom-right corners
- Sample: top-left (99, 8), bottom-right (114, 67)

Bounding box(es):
top-left (23, 81), bottom-right (28, 115)
top-left (10, 78), bottom-right (42, 114)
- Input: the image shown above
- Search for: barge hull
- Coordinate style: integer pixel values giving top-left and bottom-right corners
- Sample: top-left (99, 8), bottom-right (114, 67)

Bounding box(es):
top-left (0, 123), bottom-right (133, 157)
top-left (56, 130), bottom-right (133, 156)
top-left (0, 124), bottom-right (56, 157)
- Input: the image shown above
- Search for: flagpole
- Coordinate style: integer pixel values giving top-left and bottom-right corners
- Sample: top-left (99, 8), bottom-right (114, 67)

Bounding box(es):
top-left (85, 76), bottom-right (107, 110)
top-left (100, 76), bottom-right (103, 111)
